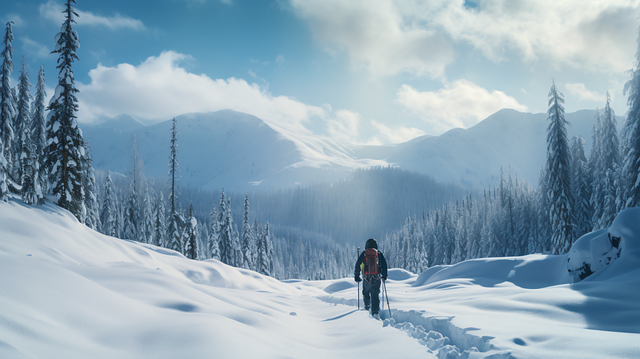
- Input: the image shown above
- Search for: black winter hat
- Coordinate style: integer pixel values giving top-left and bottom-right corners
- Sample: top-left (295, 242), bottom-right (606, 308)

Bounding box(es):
top-left (365, 238), bottom-right (378, 249)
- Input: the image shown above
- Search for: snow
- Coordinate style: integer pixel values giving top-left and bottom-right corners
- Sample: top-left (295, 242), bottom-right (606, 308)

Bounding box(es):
top-left (1, 200), bottom-right (640, 358)
top-left (83, 109), bottom-right (618, 193)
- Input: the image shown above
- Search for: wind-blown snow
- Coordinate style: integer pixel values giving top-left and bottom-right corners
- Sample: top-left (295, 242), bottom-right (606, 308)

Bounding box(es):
top-left (1, 200), bottom-right (639, 358)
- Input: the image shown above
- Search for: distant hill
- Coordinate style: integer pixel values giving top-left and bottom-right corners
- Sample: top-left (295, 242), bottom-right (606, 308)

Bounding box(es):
top-left (82, 108), bottom-right (619, 192)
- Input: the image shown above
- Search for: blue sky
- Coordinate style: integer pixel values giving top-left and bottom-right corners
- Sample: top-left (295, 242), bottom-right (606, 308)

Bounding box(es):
top-left (3, 0), bottom-right (639, 144)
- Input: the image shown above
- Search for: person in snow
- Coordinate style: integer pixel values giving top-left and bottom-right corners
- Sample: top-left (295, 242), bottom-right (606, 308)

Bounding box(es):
top-left (354, 238), bottom-right (388, 315)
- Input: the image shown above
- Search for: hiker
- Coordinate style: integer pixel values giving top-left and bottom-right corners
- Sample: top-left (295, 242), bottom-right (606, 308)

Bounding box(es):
top-left (354, 238), bottom-right (388, 315)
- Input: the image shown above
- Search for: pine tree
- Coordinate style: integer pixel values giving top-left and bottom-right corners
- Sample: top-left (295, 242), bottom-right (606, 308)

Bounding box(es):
top-left (218, 189), bottom-right (234, 265)
top-left (208, 204), bottom-right (220, 260)
top-left (167, 117), bottom-right (182, 253)
top-left (100, 170), bottom-right (117, 237)
top-left (82, 144), bottom-right (100, 229)
top-left (122, 182), bottom-right (138, 240)
top-left (183, 203), bottom-right (198, 260)
top-left (621, 27), bottom-right (640, 209)
top-left (152, 191), bottom-right (166, 247)
top-left (591, 92), bottom-right (621, 228)
top-left (20, 123), bottom-right (39, 205)
top-left (570, 136), bottom-right (591, 238)
top-left (241, 193), bottom-right (255, 270)
top-left (31, 66), bottom-right (46, 196)
top-left (123, 139), bottom-right (142, 241)
top-left (257, 221), bottom-right (273, 276)
top-left (0, 21), bottom-right (15, 200)
top-left (142, 187), bottom-right (153, 244)
top-left (545, 80), bottom-right (574, 254)
top-left (228, 198), bottom-right (242, 267)
top-left (44, 0), bottom-right (86, 219)
top-left (14, 57), bottom-right (32, 185)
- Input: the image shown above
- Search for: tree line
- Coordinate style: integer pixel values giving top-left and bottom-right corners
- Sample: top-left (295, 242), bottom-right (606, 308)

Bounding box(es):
top-left (385, 58), bottom-right (640, 270)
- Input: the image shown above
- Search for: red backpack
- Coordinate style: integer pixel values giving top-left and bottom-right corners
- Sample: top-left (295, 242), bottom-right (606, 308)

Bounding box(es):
top-left (363, 248), bottom-right (379, 275)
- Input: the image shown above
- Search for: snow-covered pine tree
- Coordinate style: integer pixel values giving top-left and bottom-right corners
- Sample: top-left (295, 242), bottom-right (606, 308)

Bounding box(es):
top-left (256, 221), bottom-right (274, 276)
top-left (167, 117), bottom-right (182, 253)
top-left (152, 191), bottom-right (166, 247)
top-left (545, 80), bottom-right (574, 254)
top-left (591, 92), bottom-right (620, 228)
top-left (228, 198), bottom-right (243, 267)
top-left (620, 28), bottom-right (640, 209)
top-left (123, 139), bottom-right (142, 241)
top-left (241, 193), bottom-right (255, 270)
top-left (44, 0), bottom-right (86, 219)
top-left (100, 170), bottom-right (117, 237)
top-left (183, 203), bottom-right (198, 260)
top-left (82, 144), bottom-right (100, 230)
top-left (31, 65), bottom-right (46, 196)
top-left (122, 182), bottom-right (138, 241)
top-left (142, 187), bottom-right (153, 244)
top-left (0, 21), bottom-right (15, 200)
top-left (208, 204), bottom-right (220, 260)
top-left (217, 189), bottom-right (233, 265)
top-left (570, 136), bottom-right (591, 238)
top-left (14, 56), bottom-right (32, 186)
top-left (20, 118), bottom-right (39, 205)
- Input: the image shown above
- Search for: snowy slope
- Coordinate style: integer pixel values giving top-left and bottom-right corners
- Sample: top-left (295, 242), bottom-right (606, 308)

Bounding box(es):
top-left (352, 109), bottom-right (615, 187)
top-left (83, 109), bottom-right (614, 192)
top-left (2, 200), bottom-right (640, 358)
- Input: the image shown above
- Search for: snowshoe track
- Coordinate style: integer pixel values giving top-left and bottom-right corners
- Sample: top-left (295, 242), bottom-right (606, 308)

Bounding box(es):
top-left (317, 295), bottom-right (512, 359)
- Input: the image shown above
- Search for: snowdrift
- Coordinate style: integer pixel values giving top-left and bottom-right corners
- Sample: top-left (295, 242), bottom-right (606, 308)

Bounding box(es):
top-left (0, 200), bottom-right (428, 359)
top-left (2, 199), bottom-right (639, 359)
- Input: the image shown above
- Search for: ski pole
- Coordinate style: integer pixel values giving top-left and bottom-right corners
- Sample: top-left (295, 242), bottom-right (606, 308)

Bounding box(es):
top-left (357, 247), bottom-right (360, 310)
top-left (382, 278), bottom-right (392, 318)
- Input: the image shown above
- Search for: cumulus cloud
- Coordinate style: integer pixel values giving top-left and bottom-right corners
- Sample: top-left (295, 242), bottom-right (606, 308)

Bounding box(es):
top-left (565, 83), bottom-right (604, 102)
top-left (370, 120), bottom-right (425, 144)
top-left (77, 51), bottom-right (327, 135)
top-left (396, 80), bottom-right (528, 134)
top-left (289, 0), bottom-right (454, 78)
top-left (40, 1), bottom-right (145, 31)
top-left (289, 0), bottom-right (638, 75)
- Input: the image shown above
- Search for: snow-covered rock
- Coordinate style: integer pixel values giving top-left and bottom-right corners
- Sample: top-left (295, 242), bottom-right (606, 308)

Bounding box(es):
top-left (567, 208), bottom-right (640, 282)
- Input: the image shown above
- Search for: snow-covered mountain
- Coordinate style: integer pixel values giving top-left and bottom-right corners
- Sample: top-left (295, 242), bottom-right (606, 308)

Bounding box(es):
top-left (2, 198), bottom-right (639, 358)
top-left (82, 108), bottom-right (616, 191)
top-left (352, 109), bottom-right (616, 188)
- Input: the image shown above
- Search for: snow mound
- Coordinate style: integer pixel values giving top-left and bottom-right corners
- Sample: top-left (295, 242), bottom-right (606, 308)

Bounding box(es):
top-left (387, 268), bottom-right (415, 281)
top-left (567, 208), bottom-right (640, 282)
top-left (412, 255), bottom-right (571, 289)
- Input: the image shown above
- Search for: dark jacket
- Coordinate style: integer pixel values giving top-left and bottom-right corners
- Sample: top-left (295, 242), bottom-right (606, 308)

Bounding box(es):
top-left (354, 250), bottom-right (388, 279)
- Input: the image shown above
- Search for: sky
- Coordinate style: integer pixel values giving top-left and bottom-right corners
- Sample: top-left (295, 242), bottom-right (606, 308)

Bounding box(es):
top-left (3, 0), bottom-right (640, 145)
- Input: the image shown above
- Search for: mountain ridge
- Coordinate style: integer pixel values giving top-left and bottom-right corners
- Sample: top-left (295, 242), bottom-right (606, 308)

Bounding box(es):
top-left (82, 108), bottom-right (618, 192)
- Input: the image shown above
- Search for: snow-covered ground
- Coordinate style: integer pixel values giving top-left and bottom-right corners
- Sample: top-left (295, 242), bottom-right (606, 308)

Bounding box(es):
top-left (1, 199), bottom-right (639, 358)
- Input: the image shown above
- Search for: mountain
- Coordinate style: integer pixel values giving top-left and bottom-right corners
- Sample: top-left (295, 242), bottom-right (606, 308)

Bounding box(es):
top-left (352, 109), bottom-right (619, 188)
top-left (83, 108), bottom-right (618, 192)
top-left (83, 110), bottom-right (345, 192)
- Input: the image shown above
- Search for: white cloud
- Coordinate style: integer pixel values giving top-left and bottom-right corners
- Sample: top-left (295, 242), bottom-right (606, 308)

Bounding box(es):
top-left (326, 109), bottom-right (360, 143)
top-left (370, 120), bottom-right (425, 144)
top-left (565, 83), bottom-right (604, 102)
top-left (396, 80), bottom-right (528, 134)
top-left (276, 54), bottom-right (285, 66)
top-left (3, 15), bottom-right (24, 27)
top-left (21, 37), bottom-right (50, 59)
top-left (289, 0), bottom-right (454, 78)
top-left (40, 1), bottom-right (145, 31)
top-left (289, 0), bottom-right (639, 75)
top-left (78, 51), bottom-right (373, 145)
